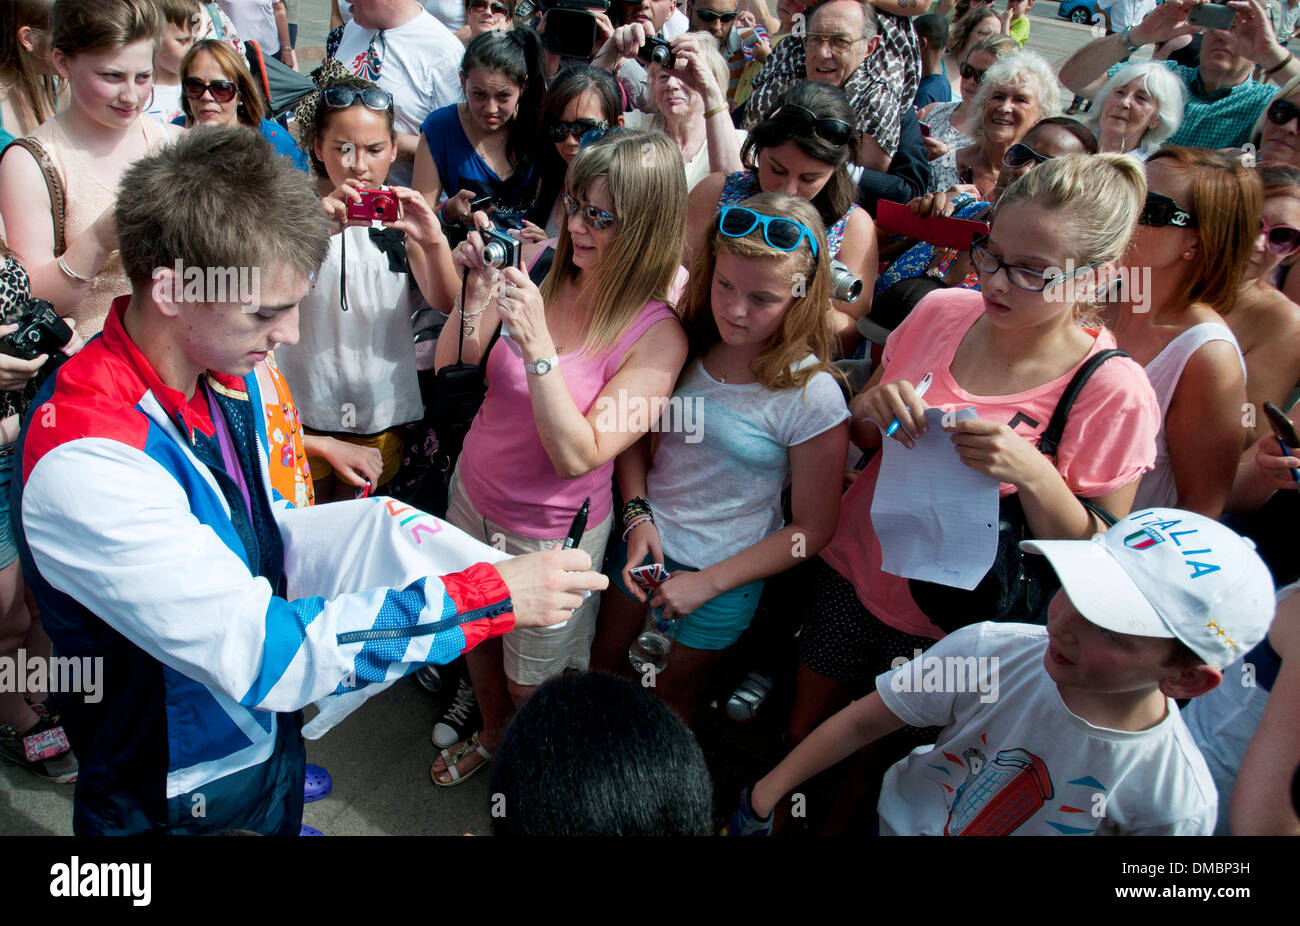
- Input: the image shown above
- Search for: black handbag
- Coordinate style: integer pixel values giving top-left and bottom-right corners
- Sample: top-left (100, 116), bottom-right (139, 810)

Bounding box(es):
top-left (908, 349), bottom-right (1126, 633)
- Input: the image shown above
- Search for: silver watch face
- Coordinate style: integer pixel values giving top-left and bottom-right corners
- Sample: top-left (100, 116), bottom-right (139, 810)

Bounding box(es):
top-left (533, 358), bottom-right (552, 375)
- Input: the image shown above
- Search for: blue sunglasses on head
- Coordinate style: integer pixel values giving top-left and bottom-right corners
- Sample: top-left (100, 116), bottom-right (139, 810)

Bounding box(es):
top-left (717, 206), bottom-right (820, 257)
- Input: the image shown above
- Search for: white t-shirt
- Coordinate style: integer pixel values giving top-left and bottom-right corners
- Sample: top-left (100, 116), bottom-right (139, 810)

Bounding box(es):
top-left (1095, 0), bottom-right (1157, 33)
top-left (624, 110), bottom-right (747, 191)
top-left (646, 355), bottom-right (849, 569)
top-left (147, 82), bottom-right (185, 126)
top-left (273, 223), bottom-right (422, 434)
top-left (335, 10), bottom-right (464, 185)
top-left (217, 0), bottom-right (280, 54)
top-left (876, 623), bottom-right (1218, 836)
top-left (425, 0), bottom-right (467, 32)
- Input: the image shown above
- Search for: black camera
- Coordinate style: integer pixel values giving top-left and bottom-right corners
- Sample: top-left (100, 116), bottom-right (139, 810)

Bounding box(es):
top-left (537, 0), bottom-right (611, 58)
top-left (3, 298), bottom-right (71, 360)
top-left (637, 36), bottom-right (674, 68)
top-left (482, 227), bottom-right (521, 270)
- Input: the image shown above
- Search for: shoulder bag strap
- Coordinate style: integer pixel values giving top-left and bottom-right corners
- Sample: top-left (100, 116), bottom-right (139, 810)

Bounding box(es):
top-left (6, 137), bottom-right (66, 256)
top-left (1036, 348), bottom-right (1129, 459)
top-left (205, 3), bottom-right (225, 40)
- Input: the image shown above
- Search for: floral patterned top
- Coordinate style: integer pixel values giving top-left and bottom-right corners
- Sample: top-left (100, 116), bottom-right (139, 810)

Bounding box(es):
top-left (255, 352), bottom-right (314, 509)
top-left (716, 171), bottom-right (857, 258)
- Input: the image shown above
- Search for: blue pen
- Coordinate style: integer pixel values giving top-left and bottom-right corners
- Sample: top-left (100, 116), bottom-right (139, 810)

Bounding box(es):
top-left (885, 372), bottom-right (933, 438)
top-left (1277, 437), bottom-right (1300, 484)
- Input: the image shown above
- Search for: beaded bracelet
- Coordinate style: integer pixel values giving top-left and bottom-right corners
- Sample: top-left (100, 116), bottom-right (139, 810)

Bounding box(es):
top-left (622, 496), bottom-right (652, 526)
top-left (622, 514), bottom-right (654, 542)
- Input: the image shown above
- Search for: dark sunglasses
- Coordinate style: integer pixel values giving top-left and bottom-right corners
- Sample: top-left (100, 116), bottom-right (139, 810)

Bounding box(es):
top-left (1138, 191), bottom-right (1197, 228)
top-left (959, 62), bottom-right (986, 84)
top-left (469, 0), bottom-right (510, 12)
top-left (579, 124), bottom-right (627, 148)
top-left (547, 118), bottom-right (608, 142)
top-left (718, 206), bottom-right (820, 257)
top-left (562, 190), bottom-right (617, 230)
top-left (1262, 218), bottom-right (1300, 256)
top-left (1267, 98), bottom-right (1300, 127)
top-left (694, 8), bottom-right (738, 22)
top-left (182, 77), bottom-right (237, 103)
top-left (322, 86), bottom-right (394, 111)
top-left (1002, 142), bottom-right (1052, 170)
top-left (774, 103), bottom-right (853, 147)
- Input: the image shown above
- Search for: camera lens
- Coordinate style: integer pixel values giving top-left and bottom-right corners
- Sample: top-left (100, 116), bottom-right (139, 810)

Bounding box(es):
top-left (651, 44), bottom-right (673, 66)
top-left (829, 259), bottom-right (862, 303)
top-left (483, 241), bottom-right (507, 268)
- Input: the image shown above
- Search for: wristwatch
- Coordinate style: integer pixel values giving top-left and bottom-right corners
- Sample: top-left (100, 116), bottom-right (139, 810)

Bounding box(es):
top-left (524, 355), bottom-right (559, 376)
top-left (1119, 26), bottom-right (1142, 54)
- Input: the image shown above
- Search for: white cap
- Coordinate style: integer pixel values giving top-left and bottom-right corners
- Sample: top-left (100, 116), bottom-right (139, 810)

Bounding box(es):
top-left (1021, 508), bottom-right (1275, 668)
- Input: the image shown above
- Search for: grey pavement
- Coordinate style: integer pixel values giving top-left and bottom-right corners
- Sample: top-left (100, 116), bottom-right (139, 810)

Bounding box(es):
top-left (0, 1), bottom-right (1104, 838)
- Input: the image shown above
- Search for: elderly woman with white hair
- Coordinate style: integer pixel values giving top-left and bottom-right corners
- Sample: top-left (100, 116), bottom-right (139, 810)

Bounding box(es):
top-left (1086, 61), bottom-right (1184, 161)
top-left (625, 33), bottom-right (745, 191)
top-left (927, 50), bottom-right (1061, 198)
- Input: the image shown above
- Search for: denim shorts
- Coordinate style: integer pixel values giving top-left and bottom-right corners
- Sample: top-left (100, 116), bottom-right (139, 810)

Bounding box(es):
top-left (0, 446), bottom-right (17, 569)
top-left (607, 539), bottom-right (763, 651)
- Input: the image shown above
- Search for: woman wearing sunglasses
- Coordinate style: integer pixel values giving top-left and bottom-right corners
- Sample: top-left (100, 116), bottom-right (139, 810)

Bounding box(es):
top-left (1084, 61), bottom-right (1183, 162)
top-left (784, 153), bottom-right (1160, 781)
top-left (274, 75), bottom-right (457, 502)
top-left (0, 0), bottom-right (179, 336)
top-left (1107, 147), bottom-right (1255, 518)
top-left (872, 117), bottom-right (1097, 332)
top-left (590, 193), bottom-right (849, 724)
top-left (1219, 164), bottom-right (1300, 447)
top-left (940, 7), bottom-right (1000, 100)
top-left (532, 66), bottom-right (625, 238)
top-left (927, 49), bottom-right (1059, 197)
top-left (920, 34), bottom-right (1016, 167)
top-left (413, 28), bottom-right (545, 231)
top-left (687, 80), bottom-right (878, 354)
top-left (428, 130), bottom-right (689, 786)
top-left (175, 39), bottom-right (306, 170)
top-left (624, 33), bottom-right (744, 192)
top-left (455, 0), bottom-right (514, 45)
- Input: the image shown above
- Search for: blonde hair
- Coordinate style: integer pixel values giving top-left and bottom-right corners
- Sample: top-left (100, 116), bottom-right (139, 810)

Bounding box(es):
top-left (540, 129), bottom-right (687, 356)
top-left (682, 192), bottom-right (838, 390)
top-left (51, 0), bottom-right (160, 57)
top-left (993, 153), bottom-right (1146, 324)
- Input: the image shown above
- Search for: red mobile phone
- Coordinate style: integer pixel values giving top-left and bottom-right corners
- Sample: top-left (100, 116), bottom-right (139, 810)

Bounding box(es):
top-left (919, 121), bottom-right (932, 138)
top-left (875, 200), bottom-right (990, 250)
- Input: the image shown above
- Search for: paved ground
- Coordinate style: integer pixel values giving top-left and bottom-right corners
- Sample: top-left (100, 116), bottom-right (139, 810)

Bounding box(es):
top-left (0, 1), bottom-right (1107, 837)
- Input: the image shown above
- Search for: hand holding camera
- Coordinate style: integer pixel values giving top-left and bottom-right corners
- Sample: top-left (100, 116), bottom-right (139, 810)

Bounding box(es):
top-left (322, 179), bottom-right (403, 232)
top-left (596, 20), bottom-right (651, 70)
top-left (493, 265), bottom-right (551, 360)
top-left (0, 299), bottom-right (73, 363)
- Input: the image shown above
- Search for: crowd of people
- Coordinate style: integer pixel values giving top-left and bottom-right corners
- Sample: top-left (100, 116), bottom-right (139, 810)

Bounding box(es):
top-left (0, 0), bottom-right (1296, 838)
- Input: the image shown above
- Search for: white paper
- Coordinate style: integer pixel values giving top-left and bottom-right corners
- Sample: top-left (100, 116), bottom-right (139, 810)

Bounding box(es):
top-left (871, 406), bottom-right (1000, 590)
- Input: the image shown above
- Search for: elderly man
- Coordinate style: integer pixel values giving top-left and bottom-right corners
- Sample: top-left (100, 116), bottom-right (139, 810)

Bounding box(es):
top-left (743, 0), bottom-right (927, 171)
top-left (1059, 0), bottom-right (1290, 149)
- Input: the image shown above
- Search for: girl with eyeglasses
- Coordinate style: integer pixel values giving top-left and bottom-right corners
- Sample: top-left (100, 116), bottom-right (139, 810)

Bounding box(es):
top-left (455, 0), bottom-right (514, 45)
top-left (413, 27), bottom-right (544, 231)
top-left (785, 154), bottom-right (1160, 787)
top-left (0, 0), bottom-right (63, 149)
top-left (919, 34), bottom-right (1016, 172)
top-left (589, 193), bottom-right (849, 725)
top-left (687, 80), bottom-right (879, 355)
top-left (428, 130), bottom-right (689, 786)
top-left (927, 49), bottom-right (1060, 197)
top-left (176, 39), bottom-right (306, 169)
top-left (0, 0), bottom-right (180, 336)
top-left (274, 75), bottom-right (457, 502)
top-left (1105, 147), bottom-right (1256, 518)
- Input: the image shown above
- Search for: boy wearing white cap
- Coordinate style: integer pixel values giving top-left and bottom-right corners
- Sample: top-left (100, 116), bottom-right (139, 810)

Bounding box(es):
top-left (726, 508), bottom-right (1275, 836)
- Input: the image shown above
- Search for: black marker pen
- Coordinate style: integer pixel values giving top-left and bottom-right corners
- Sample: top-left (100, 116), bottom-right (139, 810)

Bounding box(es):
top-left (564, 497), bottom-right (590, 550)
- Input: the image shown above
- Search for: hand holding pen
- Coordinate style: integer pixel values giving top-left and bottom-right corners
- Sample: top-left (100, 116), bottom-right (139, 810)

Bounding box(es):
top-left (854, 372), bottom-right (933, 449)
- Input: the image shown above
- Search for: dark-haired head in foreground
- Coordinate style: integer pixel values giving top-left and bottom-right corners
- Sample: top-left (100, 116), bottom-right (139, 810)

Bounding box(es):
top-left (489, 672), bottom-right (713, 835)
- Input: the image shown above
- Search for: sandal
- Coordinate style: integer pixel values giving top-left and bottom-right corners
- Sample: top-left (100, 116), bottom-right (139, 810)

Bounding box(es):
top-left (300, 824), bottom-right (324, 836)
top-left (0, 713), bottom-right (78, 784)
top-left (726, 671), bottom-right (774, 722)
top-left (304, 763), bottom-right (333, 803)
top-left (430, 732), bottom-right (493, 788)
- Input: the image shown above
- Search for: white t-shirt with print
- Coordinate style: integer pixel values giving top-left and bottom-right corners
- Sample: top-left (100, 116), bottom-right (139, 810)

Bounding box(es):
top-left (875, 623), bottom-right (1218, 836)
top-left (335, 10), bottom-right (464, 185)
top-left (646, 355), bottom-right (849, 569)
top-left (147, 82), bottom-right (185, 127)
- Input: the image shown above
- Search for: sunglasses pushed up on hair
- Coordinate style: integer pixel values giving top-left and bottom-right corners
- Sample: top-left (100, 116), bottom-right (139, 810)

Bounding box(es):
top-left (717, 206), bottom-right (821, 257)
top-left (773, 103), bottom-right (853, 148)
top-left (182, 77), bottom-right (237, 103)
top-left (322, 86), bottom-right (394, 112)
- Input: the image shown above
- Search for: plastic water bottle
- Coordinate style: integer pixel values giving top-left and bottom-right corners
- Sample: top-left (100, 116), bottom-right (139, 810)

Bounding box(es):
top-left (628, 610), bottom-right (675, 675)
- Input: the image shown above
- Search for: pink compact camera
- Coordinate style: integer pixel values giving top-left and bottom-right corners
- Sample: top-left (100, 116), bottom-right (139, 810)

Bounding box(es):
top-left (347, 189), bottom-right (401, 222)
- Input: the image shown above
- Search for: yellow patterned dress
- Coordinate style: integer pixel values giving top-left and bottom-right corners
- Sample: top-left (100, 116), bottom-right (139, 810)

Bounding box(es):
top-left (255, 353), bottom-right (315, 508)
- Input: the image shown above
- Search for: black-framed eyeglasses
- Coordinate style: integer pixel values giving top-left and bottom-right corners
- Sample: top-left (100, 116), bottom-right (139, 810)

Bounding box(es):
top-left (1002, 142), bottom-right (1052, 170)
top-left (694, 8), bottom-right (738, 23)
top-left (959, 62), bottom-right (986, 84)
top-left (774, 103), bottom-right (853, 147)
top-left (562, 191), bottom-right (617, 230)
top-left (1262, 218), bottom-right (1300, 256)
top-left (1267, 98), bottom-right (1300, 127)
top-left (322, 86), bottom-right (394, 112)
top-left (547, 118), bottom-right (608, 142)
top-left (969, 236), bottom-right (1092, 292)
top-left (718, 206), bottom-right (821, 257)
top-left (469, 0), bottom-right (510, 13)
top-left (1138, 191), bottom-right (1196, 228)
top-left (182, 77), bottom-right (237, 102)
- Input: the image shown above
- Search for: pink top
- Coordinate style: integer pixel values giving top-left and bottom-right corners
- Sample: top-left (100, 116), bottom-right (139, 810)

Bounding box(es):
top-left (820, 288), bottom-right (1160, 640)
top-left (459, 270), bottom-right (686, 538)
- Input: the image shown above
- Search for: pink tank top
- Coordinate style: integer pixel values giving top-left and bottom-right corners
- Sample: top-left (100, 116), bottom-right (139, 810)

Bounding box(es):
top-left (31, 116), bottom-right (172, 335)
top-left (459, 284), bottom-right (683, 538)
